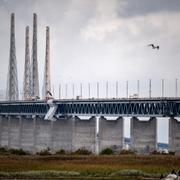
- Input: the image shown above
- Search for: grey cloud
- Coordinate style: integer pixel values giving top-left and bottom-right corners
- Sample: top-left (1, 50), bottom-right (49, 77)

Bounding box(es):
top-left (117, 0), bottom-right (180, 17)
top-left (0, 0), bottom-right (180, 100)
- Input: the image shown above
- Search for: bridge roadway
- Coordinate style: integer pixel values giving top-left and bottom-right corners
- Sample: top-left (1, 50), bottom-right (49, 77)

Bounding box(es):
top-left (0, 97), bottom-right (180, 117)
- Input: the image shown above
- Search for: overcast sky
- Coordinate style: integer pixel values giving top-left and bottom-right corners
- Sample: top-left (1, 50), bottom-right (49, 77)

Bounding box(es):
top-left (0, 0), bottom-right (180, 99)
top-left (1, 0), bottom-right (180, 142)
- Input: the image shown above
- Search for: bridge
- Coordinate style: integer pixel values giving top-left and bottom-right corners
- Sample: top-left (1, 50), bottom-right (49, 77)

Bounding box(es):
top-left (1, 13), bottom-right (180, 155)
top-left (1, 98), bottom-right (180, 117)
top-left (0, 98), bottom-right (180, 155)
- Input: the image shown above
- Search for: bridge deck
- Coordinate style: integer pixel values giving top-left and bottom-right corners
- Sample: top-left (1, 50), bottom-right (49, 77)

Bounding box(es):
top-left (0, 98), bottom-right (180, 117)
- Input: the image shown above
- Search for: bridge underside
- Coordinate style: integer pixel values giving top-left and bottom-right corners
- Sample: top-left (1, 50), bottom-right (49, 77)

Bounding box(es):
top-left (0, 115), bottom-right (179, 154)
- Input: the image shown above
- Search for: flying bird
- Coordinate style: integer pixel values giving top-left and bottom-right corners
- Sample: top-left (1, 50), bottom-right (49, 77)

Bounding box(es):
top-left (148, 44), bottom-right (159, 50)
top-left (47, 91), bottom-right (52, 96)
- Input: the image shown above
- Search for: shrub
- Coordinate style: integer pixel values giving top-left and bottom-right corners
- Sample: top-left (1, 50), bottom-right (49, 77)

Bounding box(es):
top-left (151, 150), bottom-right (175, 155)
top-left (169, 151), bottom-right (175, 155)
top-left (120, 149), bottom-right (135, 155)
top-left (73, 148), bottom-right (92, 155)
top-left (55, 149), bottom-right (66, 155)
top-left (100, 148), bottom-right (114, 155)
top-left (0, 147), bottom-right (8, 154)
top-left (36, 148), bottom-right (51, 156)
top-left (0, 147), bottom-right (30, 155)
top-left (9, 148), bottom-right (30, 155)
top-left (151, 150), bottom-right (162, 155)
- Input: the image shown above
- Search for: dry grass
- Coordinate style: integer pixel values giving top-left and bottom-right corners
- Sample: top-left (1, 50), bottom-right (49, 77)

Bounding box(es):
top-left (0, 155), bottom-right (180, 175)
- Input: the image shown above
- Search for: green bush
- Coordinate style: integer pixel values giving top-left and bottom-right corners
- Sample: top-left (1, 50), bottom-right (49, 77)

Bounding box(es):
top-left (73, 148), bottom-right (92, 155)
top-left (0, 147), bottom-right (8, 154)
top-left (151, 150), bottom-right (163, 155)
top-left (9, 148), bottom-right (30, 155)
top-left (100, 148), bottom-right (114, 155)
top-left (36, 148), bottom-right (51, 156)
top-left (0, 147), bottom-right (30, 155)
top-left (151, 150), bottom-right (174, 155)
top-left (120, 149), bottom-right (135, 155)
top-left (169, 151), bottom-right (175, 155)
top-left (55, 149), bottom-right (66, 155)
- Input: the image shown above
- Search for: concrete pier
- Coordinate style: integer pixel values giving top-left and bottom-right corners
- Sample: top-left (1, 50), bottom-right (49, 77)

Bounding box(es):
top-left (0, 115), bottom-right (164, 155)
top-left (169, 118), bottom-right (180, 154)
top-left (73, 116), bottom-right (96, 153)
top-left (52, 117), bottom-right (74, 152)
top-left (35, 118), bottom-right (52, 152)
top-left (130, 117), bottom-right (157, 154)
top-left (0, 116), bottom-right (2, 146)
top-left (21, 117), bottom-right (36, 152)
top-left (0, 116), bottom-right (97, 153)
top-left (1, 116), bottom-right (9, 147)
top-left (9, 116), bottom-right (21, 149)
top-left (99, 117), bottom-right (123, 153)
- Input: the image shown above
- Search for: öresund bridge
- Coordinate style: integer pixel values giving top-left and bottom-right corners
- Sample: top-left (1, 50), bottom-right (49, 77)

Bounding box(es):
top-left (1, 13), bottom-right (180, 155)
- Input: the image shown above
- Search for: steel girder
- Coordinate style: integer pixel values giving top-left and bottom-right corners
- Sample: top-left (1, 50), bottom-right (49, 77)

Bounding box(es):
top-left (0, 99), bottom-right (180, 117)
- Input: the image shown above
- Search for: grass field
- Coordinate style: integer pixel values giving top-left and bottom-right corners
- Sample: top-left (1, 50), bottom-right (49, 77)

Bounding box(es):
top-left (0, 155), bottom-right (180, 179)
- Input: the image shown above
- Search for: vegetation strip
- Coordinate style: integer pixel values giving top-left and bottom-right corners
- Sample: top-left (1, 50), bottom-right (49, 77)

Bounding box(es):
top-left (0, 170), bottom-right (162, 178)
top-left (0, 147), bottom-right (179, 178)
top-left (0, 154), bottom-right (179, 178)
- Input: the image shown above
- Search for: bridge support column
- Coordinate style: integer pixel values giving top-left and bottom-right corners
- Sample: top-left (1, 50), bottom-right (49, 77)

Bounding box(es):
top-left (20, 117), bottom-right (36, 153)
top-left (18, 116), bottom-right (22, 149)
top-left (0, 116), bottom-right (9, 147)
top-left (50, 121), bottom-right (54, 152)
top-left (169, 118), bottom-right (180, 154)
top-left (95, 117), bottom-right (100, 155)
top-left (73, 116), bottom-right (96, 153)
top-left (35, 117), bottom-right (52, 152)
top-left (8, 116), bottom-right (11, 148)
top-left (99, 117), bottom-right (124, 153)
top-left (130, 117), bottom-right (157, 154)
top-left (9, 116), bottom-right (22, 149)
top-left (52, 117), bottom-right (74, 152)
top-left (33, 117), bottom-right (37, 153)
top-left (0, 116), bottom-right (2, 146)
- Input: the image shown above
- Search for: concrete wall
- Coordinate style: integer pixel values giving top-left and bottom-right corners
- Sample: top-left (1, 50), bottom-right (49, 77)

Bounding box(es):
top-left (0, 115), bottom-right (163, 155)
top-left (21, 117), bottom-right (36, 152)
top-left (9, 116), bottom-right (21, 149)
top-left (130, 117), bottom-right (157, 154)
top-left (21, 117), bottom-right (74, 153)
top-left (52, 117), bottom-right (74, 152)
top-left (73, 116), bottom-right (96, 153)
top-left (0, 115), bottom-right (96, 153)
top-left (169, 118), bottom-right (180, 154)
top-left (35, 118), bottom-right (53, 152)
top-left (99, 117), bottom-right (123, 153)
top-left (0, 116), bottom-right (9, 147)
